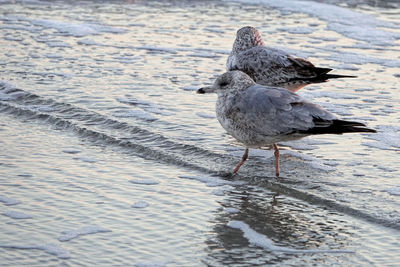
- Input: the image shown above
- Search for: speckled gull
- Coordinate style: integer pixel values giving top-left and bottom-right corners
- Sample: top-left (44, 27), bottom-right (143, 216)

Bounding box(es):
top-left (197, 71), bottom-right (376, 177)
top-left (227, 26), bottom-right (356, 92)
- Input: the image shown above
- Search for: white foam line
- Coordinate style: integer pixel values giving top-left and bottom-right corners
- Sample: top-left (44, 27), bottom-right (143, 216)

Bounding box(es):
top-left (58, 225), bottom-right (111, 242)
top-left (133, 45), bottom-right (229, 56)
top-left (223, 0), bottom-right (400, 46)
top-left (0, 243), bottom-right (70, 259)
top-left (325, 51), bottom-right (400, 68)
top-left (3, 16), bottom-right (126, 37)
top-left (76, 39), bottom-right (230, 56)
top-left (179, 175), bottom-right (244, 187)
top-left (228, 221), bottom-right (354, 254)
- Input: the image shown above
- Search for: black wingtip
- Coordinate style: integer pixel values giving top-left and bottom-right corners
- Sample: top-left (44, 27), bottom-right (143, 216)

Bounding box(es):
top-left (351, 127), bottom-right (377, 133)
top-left (297, 119), bottom-right (377, 135)
top-left (309, 73), bottom-right (357, 83)
top-left (314, 67), bottom-right (332, 75)
top-left (314, 67), bottom-right (357, 79)
top-left (290, 69), bottom-right (357, 84)
top-left (325, 74), bottom-right (357, 79)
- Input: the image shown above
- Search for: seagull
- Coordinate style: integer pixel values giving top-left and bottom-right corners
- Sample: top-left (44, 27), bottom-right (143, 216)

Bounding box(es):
top-left (227, 26), bottom-right (356, 92)
top-left (197, 71), bottom-right (376, 177)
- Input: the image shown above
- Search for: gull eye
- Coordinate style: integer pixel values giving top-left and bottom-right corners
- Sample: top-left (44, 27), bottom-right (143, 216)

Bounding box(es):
top-left (220, 81), bottom-right (229, 87)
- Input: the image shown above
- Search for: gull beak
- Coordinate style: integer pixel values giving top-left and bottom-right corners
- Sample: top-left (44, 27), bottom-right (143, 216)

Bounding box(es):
top-left (196, 86), bottom-right (214, 94)
top-left (197, 88), bottom-right (206, 94)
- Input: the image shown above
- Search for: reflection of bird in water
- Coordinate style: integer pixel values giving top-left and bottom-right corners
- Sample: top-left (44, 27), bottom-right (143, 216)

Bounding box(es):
top-left (197, 71), bottom-right (376, 177)
top-left (206, 187), bottom-right (353, 265)
top-left (271, 192), bottom-right (279, 206)
top-left (227, 26), bottom-right (356, 92)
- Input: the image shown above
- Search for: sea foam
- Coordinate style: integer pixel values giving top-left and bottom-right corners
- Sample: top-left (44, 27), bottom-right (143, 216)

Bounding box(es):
top-left (228, 220), bottom-right (354, 254)
top-left (225, 0), bottom-right (400, 46)
top-left (58, 225), bottom-right (111, 242)
top-left (179, 175), bottom-right (244, 187)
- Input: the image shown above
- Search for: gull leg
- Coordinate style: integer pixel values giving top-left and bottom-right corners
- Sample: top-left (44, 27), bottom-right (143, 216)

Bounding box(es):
top-left (273, 144), bottom-right (280, 177)
top-left (233, 148), bottom-right (249, 174)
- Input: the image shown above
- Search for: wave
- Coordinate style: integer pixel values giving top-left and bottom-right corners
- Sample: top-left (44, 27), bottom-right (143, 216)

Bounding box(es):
top-left (1, 81), bottom-right (399, 231)
top-left (0, 81), bottom-right (234, 174)
top-left (223, 0), bottom-right (400, 46)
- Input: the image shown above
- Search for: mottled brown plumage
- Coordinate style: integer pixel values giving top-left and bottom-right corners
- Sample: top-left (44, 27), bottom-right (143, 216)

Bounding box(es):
top-left (227, 26), bottom-right (356, 92)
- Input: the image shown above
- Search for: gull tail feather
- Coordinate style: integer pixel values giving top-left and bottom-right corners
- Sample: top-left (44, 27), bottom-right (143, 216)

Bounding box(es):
top-left (324, 73), bottom-right (357, 79)
top-left (290, 67), bottom-right (357, 84)
top-left (310, 71), bottom-right (357, 83)
top-left (297, 119), bottom-right (376, 135)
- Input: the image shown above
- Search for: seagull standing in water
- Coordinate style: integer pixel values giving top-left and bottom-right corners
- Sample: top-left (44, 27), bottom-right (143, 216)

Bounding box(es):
top-left (227, 26), bottom-right (356, 92)
top-left (197, 71), bottom-right (376, 177)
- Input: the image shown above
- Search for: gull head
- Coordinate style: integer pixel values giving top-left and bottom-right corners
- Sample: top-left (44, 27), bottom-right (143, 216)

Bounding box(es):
top-left (232, 26), bottom-right (265, 53)
top-left (197, 71), bottom-right (255, 95)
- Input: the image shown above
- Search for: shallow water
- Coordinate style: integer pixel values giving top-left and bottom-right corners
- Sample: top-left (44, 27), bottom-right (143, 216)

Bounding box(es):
top-left (0, 0), bottom-right (399, 266)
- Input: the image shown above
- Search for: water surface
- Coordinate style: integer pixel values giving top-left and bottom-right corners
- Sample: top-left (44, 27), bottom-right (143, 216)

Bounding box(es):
top-left (1, 0), bottom-right (399, 266)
